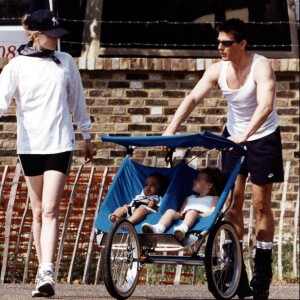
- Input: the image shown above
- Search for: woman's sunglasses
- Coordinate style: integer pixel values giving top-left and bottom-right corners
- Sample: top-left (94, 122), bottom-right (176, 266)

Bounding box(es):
top-left (217, 40), bottom-right (238, 47)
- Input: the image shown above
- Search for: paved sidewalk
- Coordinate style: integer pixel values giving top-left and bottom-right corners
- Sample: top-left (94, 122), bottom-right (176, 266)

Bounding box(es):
top-left (0, 283), bottom-right (299, 299)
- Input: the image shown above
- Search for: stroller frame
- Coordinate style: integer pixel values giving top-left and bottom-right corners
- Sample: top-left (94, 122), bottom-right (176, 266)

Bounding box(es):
top-left (95, 131), bottom-right (246, 300)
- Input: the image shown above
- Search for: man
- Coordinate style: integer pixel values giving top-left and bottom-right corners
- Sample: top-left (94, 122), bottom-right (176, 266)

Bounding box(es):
top-left (163, 18), bottom-right (284, 300)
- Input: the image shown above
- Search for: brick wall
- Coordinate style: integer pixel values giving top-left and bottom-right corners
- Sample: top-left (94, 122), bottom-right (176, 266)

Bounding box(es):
top-left (0, 57), bottom-right (299, 236)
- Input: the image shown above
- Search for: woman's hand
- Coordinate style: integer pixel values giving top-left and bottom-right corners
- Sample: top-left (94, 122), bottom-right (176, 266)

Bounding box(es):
top-left (84, 138), bottom-right (95, 163)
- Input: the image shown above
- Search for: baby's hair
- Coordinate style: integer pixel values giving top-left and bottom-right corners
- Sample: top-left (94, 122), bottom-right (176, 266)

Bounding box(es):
top-left (200, 167), bottom-right (226, 196)
top-left (148, 173), bottom-right (169, 196)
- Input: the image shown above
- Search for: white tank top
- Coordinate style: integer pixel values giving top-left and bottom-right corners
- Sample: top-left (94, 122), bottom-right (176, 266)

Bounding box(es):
top-left (218, 54), bottom-right (279, 141)
top-left (182, 195), bottom-right (213, 214)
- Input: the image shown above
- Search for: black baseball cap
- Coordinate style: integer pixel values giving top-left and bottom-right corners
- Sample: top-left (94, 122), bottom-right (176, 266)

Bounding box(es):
top-left (25, 10), bottom-right (69, 38)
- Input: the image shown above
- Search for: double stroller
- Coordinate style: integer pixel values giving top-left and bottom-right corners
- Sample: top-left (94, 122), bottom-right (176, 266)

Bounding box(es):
top-left (95, 131), bottom-right (246, 300)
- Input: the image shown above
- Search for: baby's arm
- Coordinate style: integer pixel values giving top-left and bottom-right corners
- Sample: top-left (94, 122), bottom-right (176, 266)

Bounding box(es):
top-left (147, 199), bottom-right (157, 208)
top-left (179, 197), bottom-right (188, 214)
top-left (199, 196), bottom-right (219, 217)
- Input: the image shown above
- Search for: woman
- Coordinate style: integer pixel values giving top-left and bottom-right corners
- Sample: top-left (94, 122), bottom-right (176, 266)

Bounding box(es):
top-left (0, 9), bottom-right (94, 297)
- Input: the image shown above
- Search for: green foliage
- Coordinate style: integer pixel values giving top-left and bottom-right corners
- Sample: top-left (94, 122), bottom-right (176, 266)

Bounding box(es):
top-left (272, 243), bottom-right (299, 283)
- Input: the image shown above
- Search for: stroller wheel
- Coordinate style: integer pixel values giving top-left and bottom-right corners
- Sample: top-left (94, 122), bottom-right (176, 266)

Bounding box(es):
top-left (205, 221), bottom-right (242, 300)
top-left (102, 219), bottom-right (140, 299)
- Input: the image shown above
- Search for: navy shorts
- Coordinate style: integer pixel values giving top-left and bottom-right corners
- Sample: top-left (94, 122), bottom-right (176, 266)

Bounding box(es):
top-left (221, 127), bottom-right (284, 185)
top-left (19, 151), bottom-right (73, 176)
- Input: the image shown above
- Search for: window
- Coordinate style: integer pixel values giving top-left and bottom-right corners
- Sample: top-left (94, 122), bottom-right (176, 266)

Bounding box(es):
top-left (1, 0), bottom-right (298, 58)
top-left (56, 0), bottom-right (87, 56)
top-left (92, 0), bottom-right (299, 58)
top-left (0, 0), bottom-right (49, 25)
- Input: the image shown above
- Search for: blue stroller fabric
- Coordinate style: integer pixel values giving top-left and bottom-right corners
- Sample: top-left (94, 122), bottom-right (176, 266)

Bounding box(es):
top-left (94, 156), bottom-right (243, 234)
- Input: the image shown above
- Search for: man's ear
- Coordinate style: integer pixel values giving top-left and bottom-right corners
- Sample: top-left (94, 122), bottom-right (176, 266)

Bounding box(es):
top-left (240, 39), bottom-right (247, 50)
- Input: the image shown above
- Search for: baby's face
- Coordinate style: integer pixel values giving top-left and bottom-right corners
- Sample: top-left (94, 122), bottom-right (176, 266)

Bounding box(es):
top-left (192, 172), bottom-right (210, 195)
top-left (143, 176), bottom-right (160, 196)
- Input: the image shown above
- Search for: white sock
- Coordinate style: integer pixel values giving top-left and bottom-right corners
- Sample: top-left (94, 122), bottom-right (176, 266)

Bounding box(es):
top-left (224, 239), bottom-right (233, 245)
top-left (256, 241), bottom-right (273, 250)
top-left (155, 223), bottom-right (166, 233)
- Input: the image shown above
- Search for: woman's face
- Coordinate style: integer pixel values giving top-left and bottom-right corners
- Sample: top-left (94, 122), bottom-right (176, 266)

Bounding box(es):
top-left (34, 33), bottom-right (58, 51)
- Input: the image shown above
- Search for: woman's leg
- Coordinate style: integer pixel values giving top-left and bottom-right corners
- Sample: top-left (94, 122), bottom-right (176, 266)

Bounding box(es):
top-left (25, 175), bottom-right (44, 264)
top-left (40, 170), bottom-right (67, 264)
top-left (26, 170), bottom-right (66, 266)
top-left (26, 170), bottom-right (65, 296)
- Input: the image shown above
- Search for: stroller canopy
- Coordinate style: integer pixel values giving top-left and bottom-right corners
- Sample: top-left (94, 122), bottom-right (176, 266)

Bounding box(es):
top-left (101, 131), bottom-right (245, 154)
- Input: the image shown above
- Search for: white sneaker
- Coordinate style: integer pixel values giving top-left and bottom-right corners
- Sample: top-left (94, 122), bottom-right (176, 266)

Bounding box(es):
top-left (36, 270), bottom-right (55, 297)
top-left (32, 268), bottom-right (43, 297)
top-left (142, 223), bottom-right (156, 233)
top-left (173, 226), bottom-right (186, 241)
top-left (143, 223), bottom-right (164, 233)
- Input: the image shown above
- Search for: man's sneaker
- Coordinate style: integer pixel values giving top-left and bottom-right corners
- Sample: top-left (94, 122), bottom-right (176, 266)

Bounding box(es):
top-left (36, 269), bottom-right (55, 297)
top-left (173, 226), bottom-right (186, 241)
top-left (252, 288), bottom-right (270, 300)
top-left (250, 248), bottom-right (273, 300)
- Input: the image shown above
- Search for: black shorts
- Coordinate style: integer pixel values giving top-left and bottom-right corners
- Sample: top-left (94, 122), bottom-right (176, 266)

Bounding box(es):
top-left (221, 127), bottom-right (284, 185)
top-left (19, 151), bottom-right (73, 176)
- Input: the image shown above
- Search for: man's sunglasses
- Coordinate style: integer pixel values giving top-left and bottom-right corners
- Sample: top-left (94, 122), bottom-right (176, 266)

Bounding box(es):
top-left (217, 40), bottom-right (238, 47)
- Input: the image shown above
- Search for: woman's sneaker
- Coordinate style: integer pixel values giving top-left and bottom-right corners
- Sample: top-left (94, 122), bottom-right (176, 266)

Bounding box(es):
top-left (32, 268), bottom-right (43, 297)
top-left (32, 289), bottom-right (43, 298)
top-left (36, 269), bottom-right (55, 297)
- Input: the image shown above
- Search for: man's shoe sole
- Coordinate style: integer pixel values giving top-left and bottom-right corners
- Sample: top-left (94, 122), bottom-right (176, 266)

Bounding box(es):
top-left (253, 287), bottom-right (269, 300)
top-left (237, 286), bottom-right (253, 299)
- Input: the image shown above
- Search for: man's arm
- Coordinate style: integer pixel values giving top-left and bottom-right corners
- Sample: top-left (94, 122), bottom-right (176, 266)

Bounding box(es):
top-left (229, 59), bottom-right (276, 144)
top-left (164, 62), bottom-right (221, 135)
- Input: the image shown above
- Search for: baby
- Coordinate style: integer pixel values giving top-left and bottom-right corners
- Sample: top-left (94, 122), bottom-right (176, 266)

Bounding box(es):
top-left (142, 167), bottom-right (225, 240)
top-left (109, 173), bottom-right (168, 225)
